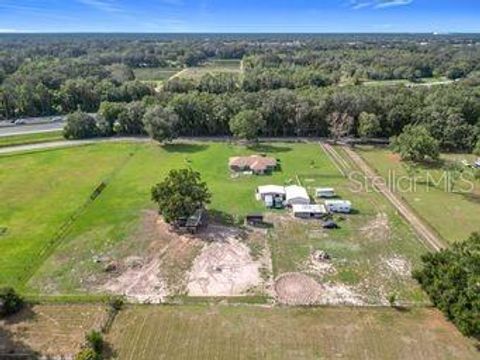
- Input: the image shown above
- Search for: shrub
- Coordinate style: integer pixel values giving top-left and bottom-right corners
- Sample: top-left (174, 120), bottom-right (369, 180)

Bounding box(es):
top-left (85, 330), bottom-right (104, 354)
top-left (75, 348), bottom-right (99, 360)
top-left (0, 287), bottom-right (24, 317)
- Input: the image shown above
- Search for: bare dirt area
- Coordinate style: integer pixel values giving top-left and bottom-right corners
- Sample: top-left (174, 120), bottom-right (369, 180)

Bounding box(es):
top-left (0, 305), bottom-right (106, 359)
top-left (101, 212), bottom-right (272, 301)
top-left (187, 225), bottom-right (272, 296)
top-left (274, 272), bottom-right (365, 306)
top-left (101, 211), bottom-right (203, 303)
top-left (360, 212), bottom-right (390, 242)
top-left (383, 255), bottom-right (412, 277)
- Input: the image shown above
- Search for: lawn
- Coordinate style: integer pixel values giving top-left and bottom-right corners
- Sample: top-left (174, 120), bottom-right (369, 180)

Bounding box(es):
top-left (0, 130), bottom-right (64, 148)
top-left (357, 146), bottom-right (480, 244)
top-left (107, 305), bottom-right (479, 360)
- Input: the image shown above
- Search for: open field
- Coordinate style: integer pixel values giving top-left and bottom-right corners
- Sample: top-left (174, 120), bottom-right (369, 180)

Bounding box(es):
top-left (357, 146), bottom-right (480, 244)
top-left (0, 130), bottom-right (63, 148)
top-left (177, 59), bottom-right (242, 80)
top-left (133, 67), bottom-right (181, 82)
top-left (267, 143), bottom-right (427, 305)
top-left (107, 305), bottom-right (479, 360)
top-left (362, 76), bottom-right (453, 87)
top-left (0, 304), bottom-right (107, 359)
top-left (0, 141), bottom-right (427, 305)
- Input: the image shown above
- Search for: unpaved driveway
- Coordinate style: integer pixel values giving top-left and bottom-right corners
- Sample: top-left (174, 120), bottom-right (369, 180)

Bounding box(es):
top-left (341, 145), bottom-right (446, 252)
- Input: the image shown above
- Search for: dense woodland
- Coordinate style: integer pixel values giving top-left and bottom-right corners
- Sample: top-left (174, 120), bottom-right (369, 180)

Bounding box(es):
top-left (2, 33), bottom-right (480, 151)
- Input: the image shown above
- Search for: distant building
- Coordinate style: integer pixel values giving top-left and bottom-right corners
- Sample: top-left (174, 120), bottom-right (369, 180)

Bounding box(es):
top-left (229, 155), bottom-right (277, 175)
top-left (315, 187), bottom-right (336, 198)
top-left (256, 185), bottom-right (286, 200)
top-left (324, 200), bottom-right (352, 214)
top-left (292, 204), bottom-right (328, 219)
top-left (285, 185), bottom-right (310, 205)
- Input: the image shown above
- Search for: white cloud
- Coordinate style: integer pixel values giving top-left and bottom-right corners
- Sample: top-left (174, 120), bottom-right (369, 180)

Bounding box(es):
top-left (77, 0), bottom-right (122, 13)
top-left (349, 0), bottom-right (413, 10)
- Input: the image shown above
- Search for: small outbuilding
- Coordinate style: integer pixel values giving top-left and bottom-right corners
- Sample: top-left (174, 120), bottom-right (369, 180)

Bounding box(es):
top-left (256, 185), bottom-right (286, 200)
top-left (185, 209), bottom-right (208, 233)
top-left (292, 204), bottom-right (328, 219)
top-left (315, 187), bottom-right (336, 198)
top-left (285, 185), bottom-right (310, 205)
top-left (324, 200), bottom-right (352, 214)
top-left (246, 214), bottom-right (264, 226)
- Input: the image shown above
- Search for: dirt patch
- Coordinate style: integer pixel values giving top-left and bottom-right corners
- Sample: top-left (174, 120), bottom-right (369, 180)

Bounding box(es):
top-left (360, 212), bottom-right (390, 242)
top-left (383, 255), bottom-right (412, 277)
top-left (274, 273), bottom-right (323, 305)
top-left (101, 211), bottom-right (203, 303)
top-left (302, 250), bottom-right (336, 277)
top-left (187, 225), bottom-right (267, 296)
top-left (275, 273), bottom-right (365, 306)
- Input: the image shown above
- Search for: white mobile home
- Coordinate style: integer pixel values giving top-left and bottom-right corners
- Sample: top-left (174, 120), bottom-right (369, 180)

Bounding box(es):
top-left (292, 204), bottom-right (328, 219)
top-left (285, 185), bottom-right (310, 205)
top-left (256, 185), bottom-right (286, 201)
top-left (324, 200), bottom-right (352, 214)
top-left (315, 187), bottom-right (336, 198)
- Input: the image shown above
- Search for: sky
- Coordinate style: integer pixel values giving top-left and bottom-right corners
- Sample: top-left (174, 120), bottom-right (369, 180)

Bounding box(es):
top-left (0, 0), bottom-right (479, 33)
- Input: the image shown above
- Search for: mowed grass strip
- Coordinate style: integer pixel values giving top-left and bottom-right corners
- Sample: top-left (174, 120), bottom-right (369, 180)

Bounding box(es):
top-left (357, 146), bottom-right (480, 243)
top-left (108, 305), bottom-right (479, 360)
top-left (0, 143), bottom-right (135, 288)
top-left (178, 59), bottom-right (242, 80)
top-left (0, 131), bottom-right (64, 148)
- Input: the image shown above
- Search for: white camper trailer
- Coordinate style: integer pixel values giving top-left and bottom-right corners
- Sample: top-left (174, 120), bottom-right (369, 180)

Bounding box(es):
top-left (315, 187), bottom-right (336, 198)
top-left (324, 200), bottom-right (352, 214)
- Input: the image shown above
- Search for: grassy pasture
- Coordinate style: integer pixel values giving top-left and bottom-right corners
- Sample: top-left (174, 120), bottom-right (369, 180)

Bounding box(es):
top-left (178, 59), bottom-right (242, 80)
top-left (268, 145), bottom-right (427, 304)
top-left (133, 67), bottom-right (180, 82)
top-left (108, 305), bottom-right (479, 360)
top-left (357, 146), bottom-right (480, 243)
top-left (0, 130), bottom-right (64, 148)
top-left (1, 141), bottom-right (346, 293)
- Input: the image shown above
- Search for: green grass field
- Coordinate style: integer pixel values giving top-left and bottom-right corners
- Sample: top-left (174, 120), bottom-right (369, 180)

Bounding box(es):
top-left (133, 67), bottom-right (181, 82)
top-left (178, 59), bottom-right (242, 80)
top-left (107, 305), bottom-right (479, 360)
top-left (357, 146), bottom-right (480, 243)
top-left (2, 141), bottom-right (356, 293)
top-left (0, 131), bottom-right (64, 148)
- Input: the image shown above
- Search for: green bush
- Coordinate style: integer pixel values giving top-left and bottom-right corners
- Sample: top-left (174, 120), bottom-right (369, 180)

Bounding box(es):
top-left (85, 330), bottom-right (104, 354)
top-left (75, 348), bottom-right (100, 360)
top-left (413, 233), bottom-right (480, 338)
top-left (0, 287), bottom-right (24, 317)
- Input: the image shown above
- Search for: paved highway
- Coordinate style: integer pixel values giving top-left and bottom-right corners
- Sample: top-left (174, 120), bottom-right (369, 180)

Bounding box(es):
top-left (0, 122), bottom-right (65, 137)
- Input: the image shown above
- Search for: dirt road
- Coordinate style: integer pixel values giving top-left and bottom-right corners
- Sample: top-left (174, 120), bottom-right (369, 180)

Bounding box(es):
top-left (340, 145), bottom-right (446, 252)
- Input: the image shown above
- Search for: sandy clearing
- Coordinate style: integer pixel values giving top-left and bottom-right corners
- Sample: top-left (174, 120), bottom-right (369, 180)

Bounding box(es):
top-left (187, 231), bottom-right (263, 296)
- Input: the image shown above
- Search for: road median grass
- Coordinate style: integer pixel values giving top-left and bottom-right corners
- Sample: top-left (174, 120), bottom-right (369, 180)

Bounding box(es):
top-left (0, 130), bottom-right (64, 148)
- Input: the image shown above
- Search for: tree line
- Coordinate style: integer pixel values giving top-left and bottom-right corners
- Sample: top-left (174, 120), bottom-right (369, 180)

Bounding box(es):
top-left (64, 84), bottom-right (480, 154)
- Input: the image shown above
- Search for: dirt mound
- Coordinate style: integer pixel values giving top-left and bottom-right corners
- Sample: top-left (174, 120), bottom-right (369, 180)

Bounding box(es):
top-left (274, 273), bottom-right (323, 305)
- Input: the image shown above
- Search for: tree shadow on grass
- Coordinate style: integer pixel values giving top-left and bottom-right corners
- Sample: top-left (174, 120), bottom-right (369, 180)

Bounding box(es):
top-left (246, 143), bottom-right (292, 154)
top-left (162, 143), bottom-right (209, 154)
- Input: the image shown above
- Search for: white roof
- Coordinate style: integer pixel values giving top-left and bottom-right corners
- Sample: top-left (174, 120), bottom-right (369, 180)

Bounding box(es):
top-left (316, 187), bottom-right (335, 192)
top-left (257, 185), bottom-right (286, 195)
top-left (292, 204), bottom-right (327, 214)
top-left (285, 185), bottom-right (309, 201)
top-left (325, 200), bottom-right (351, 206)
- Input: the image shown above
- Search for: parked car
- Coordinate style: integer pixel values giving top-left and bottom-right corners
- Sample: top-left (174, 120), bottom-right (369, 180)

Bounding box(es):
top-left (323, 220), bottom-right (339, 229)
